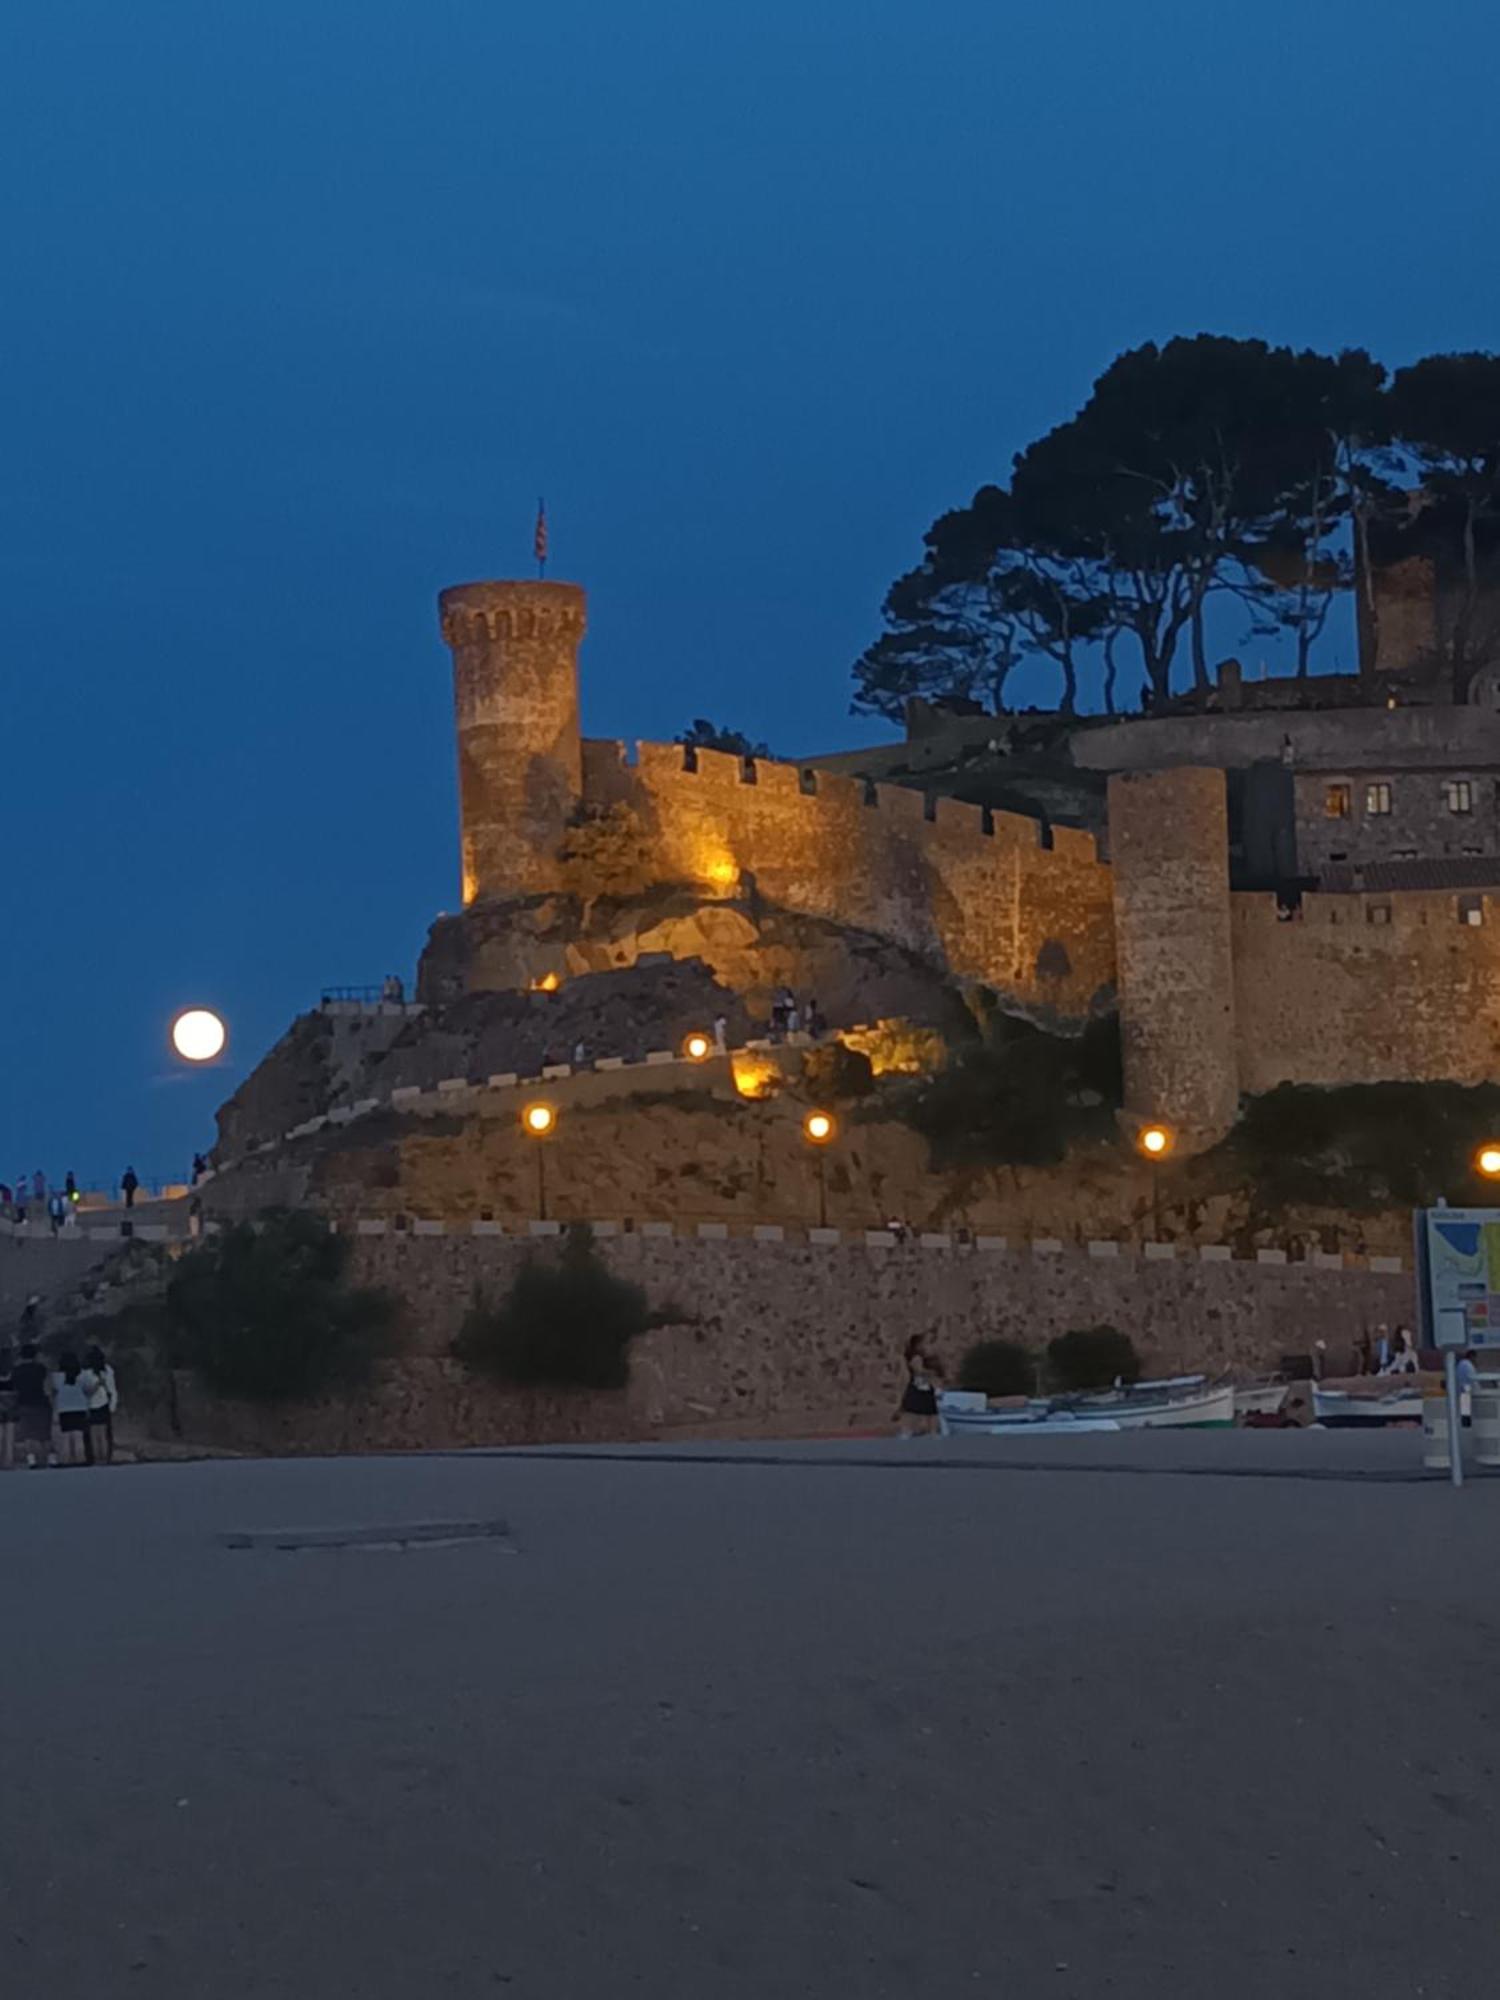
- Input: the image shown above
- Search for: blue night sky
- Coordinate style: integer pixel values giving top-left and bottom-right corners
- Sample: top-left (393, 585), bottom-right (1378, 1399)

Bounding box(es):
top-left (5, 0), bottom-right (1498, 1182)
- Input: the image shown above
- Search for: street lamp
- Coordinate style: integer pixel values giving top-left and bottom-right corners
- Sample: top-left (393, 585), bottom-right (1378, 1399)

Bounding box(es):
top-left (803, 1108), bottom-right (836, 1228)
top-left (521, 1101), bottom-right (557, 1219)
top-left (683, 1031), bottom-right (712, 1062)
top-left (1135, 1120), bottom-right (1173, 1239)
top-left (1476, 1143), bottom-right (1500, 1180)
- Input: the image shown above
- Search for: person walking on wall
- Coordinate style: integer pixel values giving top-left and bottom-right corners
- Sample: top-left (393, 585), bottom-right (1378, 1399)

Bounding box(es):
top-left (12, 1342), bottom-right (54, 1469)
top-left (897, 1334), bottom-right (942, 1439)
top-left (50, 1352), bottom-right (93, 1467)
top-left (120, 1166), bottom-right (139, 1210)
top-left (83, 1343), bottom-right (117, 1464)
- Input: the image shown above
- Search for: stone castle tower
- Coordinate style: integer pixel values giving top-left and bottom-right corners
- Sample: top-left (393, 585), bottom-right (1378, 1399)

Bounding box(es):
top-left (438, 580), bottom-right (587, 904)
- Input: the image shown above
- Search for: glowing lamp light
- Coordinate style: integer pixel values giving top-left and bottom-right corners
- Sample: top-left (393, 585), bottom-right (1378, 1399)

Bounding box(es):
top-left (1137, 1123), bottom-right (1172, 1159)
top-left (683, 1032), bottom-right (712, 1062)
top-left (522, 1102), bottom-right (557, 1138)
top-left (803, 1109), bottom-right (836, 1145)
top-left (171, 1008), bottom-right (227, 1063)
top-left (1477, 1144), bottom-right (1500, 1179)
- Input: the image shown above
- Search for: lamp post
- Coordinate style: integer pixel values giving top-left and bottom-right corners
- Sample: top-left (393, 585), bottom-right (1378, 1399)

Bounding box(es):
top-left (521, 1101), bottom-right (557, 1220)
top-left (803, 1108), bottom-right (836, 1229)
top-left (1135, 1121), bottom-right (1173, 1242)
top-left (683, 1031), bottom-right (712, 1063)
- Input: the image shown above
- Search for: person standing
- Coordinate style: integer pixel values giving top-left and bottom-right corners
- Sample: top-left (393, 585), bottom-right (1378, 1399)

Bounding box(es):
top-left (0, 1346), bottom-right (16, 1470)
top-left (50, 1352), bottom-right (93, 1466)
top-left (12, 1342), bottom-right (54, 1469)
top-left (83, 1343), bottom-right (118, 1464)
top-left (806, 998), bottom-right (824, 1040)
top-left (121, 1165), bottom-right (139, 1210)
top-left (47, 1190), bottom-right (66, 1237)
top-left (1374, 1323), bottom-right (1392, 1374)
top-left (31, 1168), bottom-right (45, 1205)
top-left (713, 1013), bottom-right (728, 1052)
top-left (64, 1168), bottom-right (78, 1204)
top-left (897, 1334), bottom-right (942, 1439)
top-left (1390, 1325), bottom-right (1419, 1375)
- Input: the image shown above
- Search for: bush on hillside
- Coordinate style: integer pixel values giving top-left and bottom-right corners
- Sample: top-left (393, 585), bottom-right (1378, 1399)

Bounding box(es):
top-left (166, 1209), bottom-right (403, 1403)
top-left (902, 1013), bottom-right (1121, 1169)
top-left (957, 1338), bottom-right (1036, 1398)
top-left (1046, 1325), bottom-right (1141, 1392)
top-left (1235, 1081), bottom-right (1500, 1213)
top-left (452, 1225), bottom-right (680, 1392)
top-left (801, 1040), bottom-right (875, 1101)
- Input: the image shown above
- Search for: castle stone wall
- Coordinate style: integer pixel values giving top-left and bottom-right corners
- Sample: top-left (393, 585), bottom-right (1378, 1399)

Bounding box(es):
top-left (1233, 890), bottom-right (1500, 1092)
top-left (151, 1233), bottom-right (1413, 1455)
top-left (585, 740), bottom-right (1116, 1021)
top-left (1109, 769), bottom-right (1239, 1144)
top-left (440, 580), bottom-right (586, 904)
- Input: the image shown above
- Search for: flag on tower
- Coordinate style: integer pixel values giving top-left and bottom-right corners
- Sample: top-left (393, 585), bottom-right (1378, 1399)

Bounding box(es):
top-left (534, 498), bottom-right (548, 576)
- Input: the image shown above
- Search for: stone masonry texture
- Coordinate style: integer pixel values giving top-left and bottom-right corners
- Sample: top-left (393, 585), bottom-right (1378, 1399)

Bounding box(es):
top-left (440, 579), bottom-right (586, 904)
top-left (158, 1233), bottom-right (1413, 1456)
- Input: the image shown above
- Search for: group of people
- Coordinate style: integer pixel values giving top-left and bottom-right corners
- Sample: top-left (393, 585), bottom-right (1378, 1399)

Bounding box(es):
top-left (1, 1169), bottom-right (82, 1231)
top-left (0, 1343), bottom-right (118, 1469)
top-left (1354, 1323), bottom-right (1421, 1376)
top-left (769, 989), bottom-right (825, 1041)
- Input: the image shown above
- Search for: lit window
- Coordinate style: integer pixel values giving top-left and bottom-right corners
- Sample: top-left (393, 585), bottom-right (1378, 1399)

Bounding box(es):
top-left (1365, 782), bottom-right (1392, 816)
top-left (1459, 896), bottom-right (1485, 927)
top-left (1325, 783), bottom-right (1351, 819)
top-left (1444, 779), bottom-right (1474, 815)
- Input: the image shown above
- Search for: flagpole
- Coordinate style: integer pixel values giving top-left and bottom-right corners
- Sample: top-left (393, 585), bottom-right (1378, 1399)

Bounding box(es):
top-left (535, 496), bottom-right (547, 580)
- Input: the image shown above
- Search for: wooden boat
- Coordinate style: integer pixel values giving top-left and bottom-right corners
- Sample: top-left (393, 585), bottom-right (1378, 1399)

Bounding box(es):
top-left (1067, 1374), bottom-right (1236, 1430)
top-left (937, 1374), bottom-right (1233, 1436)
top-left (1234, 1380), bottom-right (1291, 1420)
top-left (937, 1400), bottom-right (1122, 1438)
top-left (1311, 1383), bottom-right (1431, 1428)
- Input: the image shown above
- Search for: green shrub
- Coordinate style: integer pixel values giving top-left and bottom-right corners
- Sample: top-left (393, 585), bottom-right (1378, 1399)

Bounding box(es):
top-left (1234, 1081), bottom-right (1500, 1213)
top-left (166, 1209), bottom-right (403, 1403)
top-left (801, 1040), bottom-right (875, 1101)
top-left (1046, 1324), bottom-right (1140, 1392)
top-left (903, 1014), bottom-right (1121, 1168)
top-left (958, 1338), bottom-right (1036, 1398)
top-left (453, 1225), bottom-right (675, 1392)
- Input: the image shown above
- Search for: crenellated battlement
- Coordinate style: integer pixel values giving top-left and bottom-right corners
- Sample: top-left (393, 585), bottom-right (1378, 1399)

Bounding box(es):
top-left (439, 579), bottom-right (588, 650)
top-left (573, 737), bottom-right (1113, 1019)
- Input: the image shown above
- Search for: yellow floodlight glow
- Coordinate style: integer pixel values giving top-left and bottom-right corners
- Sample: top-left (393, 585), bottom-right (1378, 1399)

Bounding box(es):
top-left (522, 1101), bottom-right (557, 1138)
top-left (684, 1032), bottom-right (712, 1062)
top-left (803, 1109), bottom-right (836, 1145)
top-left (1137, 1123), bottom-right (1172, 1159)
top-left (1477, 1144), bottom-right (1500, 1179)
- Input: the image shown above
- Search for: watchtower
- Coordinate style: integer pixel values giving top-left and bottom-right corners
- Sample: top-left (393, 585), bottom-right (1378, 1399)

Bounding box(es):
top-left (438, 580), bottom-right (587, 903)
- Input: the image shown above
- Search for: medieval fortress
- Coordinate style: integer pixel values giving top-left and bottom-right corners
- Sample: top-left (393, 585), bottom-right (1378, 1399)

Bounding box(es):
top-left (425, 572), bottom-right (1500, 1151)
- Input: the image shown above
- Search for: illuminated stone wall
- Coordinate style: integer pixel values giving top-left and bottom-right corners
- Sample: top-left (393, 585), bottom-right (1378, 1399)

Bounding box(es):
top-left (1108, 768), bottom-right (1239, 1144)
top-left (1233, 889), bottom-right (1500, 1092)
top-left (580, 739), bottom-right (1117, 1023)
top-left (440, 579), bottom-right (586, 903)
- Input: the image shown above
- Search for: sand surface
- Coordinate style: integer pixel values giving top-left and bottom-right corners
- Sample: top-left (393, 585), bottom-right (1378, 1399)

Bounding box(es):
top-left (2, 1430), bottom-right (1496, 1997)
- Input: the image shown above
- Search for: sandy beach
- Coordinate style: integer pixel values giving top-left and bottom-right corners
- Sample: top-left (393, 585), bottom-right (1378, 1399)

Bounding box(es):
top-left (2, 1430), bottom-right (1495, 1997)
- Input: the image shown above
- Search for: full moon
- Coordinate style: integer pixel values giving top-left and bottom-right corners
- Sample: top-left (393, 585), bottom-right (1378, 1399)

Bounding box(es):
top-left (171, 1008), bottom-right (227, 1063)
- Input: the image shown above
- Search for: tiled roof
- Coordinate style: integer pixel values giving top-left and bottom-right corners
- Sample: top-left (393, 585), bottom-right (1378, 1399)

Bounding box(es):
top-left (1319, 856), bottom-right (1500, 893)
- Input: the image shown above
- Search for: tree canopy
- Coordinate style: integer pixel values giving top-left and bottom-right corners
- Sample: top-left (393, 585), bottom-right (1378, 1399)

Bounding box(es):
top-left (853, 334), bottom-right (1500, 718)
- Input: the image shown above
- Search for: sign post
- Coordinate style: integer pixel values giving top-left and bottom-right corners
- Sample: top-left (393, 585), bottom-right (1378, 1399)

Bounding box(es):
top-left (1415, 1203), bottom-right (1500, 1487)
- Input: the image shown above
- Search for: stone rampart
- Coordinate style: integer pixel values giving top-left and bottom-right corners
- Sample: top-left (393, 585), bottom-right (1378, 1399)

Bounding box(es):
top-left (582, 740), bottom-right (1116, 1021)
top-left (152, 1231), bottom-right (1412, 1456)
top-left (1233, 888), bottom-right (1500, 1092)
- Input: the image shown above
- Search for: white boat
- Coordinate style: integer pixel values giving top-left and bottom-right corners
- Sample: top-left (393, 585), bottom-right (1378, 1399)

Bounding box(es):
top-left (936, 1374), bottom-right (1233, 1436)
top-left (1311, 1384), bottom-right (1430, 1427)
top-left (937, 1401), bottom-right (1122, 1439)
top-left (1234, 1380), bottom-right (1291, 1420)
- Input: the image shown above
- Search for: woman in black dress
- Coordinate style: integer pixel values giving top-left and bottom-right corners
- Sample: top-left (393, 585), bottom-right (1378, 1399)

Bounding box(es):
top-left (897, 1334), bottom-right (941, 1438)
